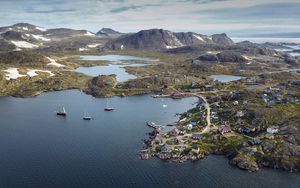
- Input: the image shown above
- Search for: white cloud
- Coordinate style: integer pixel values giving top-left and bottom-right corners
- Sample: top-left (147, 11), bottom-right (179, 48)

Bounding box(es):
top-left (0, 0), bottom-right (299, 36)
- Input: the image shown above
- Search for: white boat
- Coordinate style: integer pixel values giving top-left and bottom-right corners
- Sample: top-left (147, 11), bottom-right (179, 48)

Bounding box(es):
top-left (57, 106), bottom-right (66, 116)
top-left (146, 122), bottom-right (162, 129)
top-left (83, 112), bottom-right (92, 120)
top-left (104, 99), bottom-right (114, 111)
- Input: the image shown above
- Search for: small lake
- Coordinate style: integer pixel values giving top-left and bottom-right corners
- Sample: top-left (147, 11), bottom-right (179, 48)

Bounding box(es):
top-left (1, 90), bottom-right (300, 188)
top-left (76, 64), bottom-right (145, 82)
top-left (76, 55), bottom-right (157, 82)
top-left (79, 55), bottom-right (158, 62)
top-left (210, 74), bottom-right (244, 83)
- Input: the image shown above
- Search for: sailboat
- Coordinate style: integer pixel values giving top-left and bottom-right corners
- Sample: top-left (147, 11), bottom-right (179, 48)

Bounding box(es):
top-left (83, 112), bottom-right (92, 120)
top-left (57, 106), bottom-right (67, 116)
top-left (104, 99), bottom-right (114, 111)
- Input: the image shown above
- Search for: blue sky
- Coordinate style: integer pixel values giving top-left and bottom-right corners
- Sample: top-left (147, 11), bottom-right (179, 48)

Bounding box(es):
top-left (0, 0), bottom-right (299, 36)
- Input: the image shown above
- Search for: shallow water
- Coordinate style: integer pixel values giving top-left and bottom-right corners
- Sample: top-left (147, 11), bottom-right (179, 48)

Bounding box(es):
top-left (210, 74), bottom-right (243, 83)
top-left (0, 90), bottom-right (299, 188)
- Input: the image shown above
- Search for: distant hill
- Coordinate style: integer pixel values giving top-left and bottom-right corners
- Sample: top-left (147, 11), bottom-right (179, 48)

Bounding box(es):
top-left (96, 28), bottom-right (123, 37)
top-left (246, 33), bottom-right (300, 38)
top-left (106, 29), bottom-right (234, 50)
top-left (0, 23), bottom-right (101, 51)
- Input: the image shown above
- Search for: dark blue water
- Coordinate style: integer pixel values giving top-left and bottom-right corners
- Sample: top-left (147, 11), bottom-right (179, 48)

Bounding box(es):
top-left (0, 90), bottom-right (299, 188)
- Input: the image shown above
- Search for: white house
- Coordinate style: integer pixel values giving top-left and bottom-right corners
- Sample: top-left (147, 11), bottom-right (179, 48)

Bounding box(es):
top-left (186, 124), bottom-right (193, 131)
top-left (267, 126), bottom-right (279, 134)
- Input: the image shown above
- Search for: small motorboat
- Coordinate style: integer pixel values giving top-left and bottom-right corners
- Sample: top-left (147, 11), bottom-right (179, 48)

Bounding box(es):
top-left (83, 112), bottom-right (93, 120)
top-left (162, 104), bottom-right (168, 108)
top-left (83, 116), bottom-right (92, 120)
top-left (104, 107), bottom-right (114, 111)
top-left (57, 107), bottom-right (67, 116)
top-left (104, 99), bottom-right (114, 111)
top-left (146, 122), bottom-right (161, 129)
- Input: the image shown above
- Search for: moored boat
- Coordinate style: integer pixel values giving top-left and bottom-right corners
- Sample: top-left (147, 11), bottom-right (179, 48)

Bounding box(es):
top-left (57, 107), bottom-right (67, 116)
top-left (146, 122), bottom-right (161, 129)
top-left (104, 107), bottom-right (114, 111)
top-left (104, 99), bottom-right (114, 111)
top-left (83, 112), bottom-right (93, 120)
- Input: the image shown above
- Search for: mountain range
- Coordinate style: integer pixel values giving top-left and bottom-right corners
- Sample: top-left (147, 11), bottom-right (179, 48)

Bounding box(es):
top-left (0, 23), bottom-right (235, 51)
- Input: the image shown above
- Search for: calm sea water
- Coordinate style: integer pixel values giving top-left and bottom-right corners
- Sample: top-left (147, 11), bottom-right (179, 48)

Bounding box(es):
top-left (232, 37), bottom-right (300, 44)
top-left (232, 38), bottom-right (300, 57)
top-left (0, 90), bottom-right (299, 188)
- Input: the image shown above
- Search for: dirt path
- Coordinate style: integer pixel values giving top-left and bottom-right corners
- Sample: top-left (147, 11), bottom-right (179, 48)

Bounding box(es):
top-left (182, 92), bottom-right (216, 134)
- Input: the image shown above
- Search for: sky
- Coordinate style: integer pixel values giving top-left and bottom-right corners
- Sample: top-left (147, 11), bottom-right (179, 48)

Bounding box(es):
top-left (0, 0), bottom-right (299, 37)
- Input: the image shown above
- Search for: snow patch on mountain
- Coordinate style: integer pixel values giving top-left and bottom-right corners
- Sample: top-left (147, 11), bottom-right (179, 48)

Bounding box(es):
top-left (36, 26), bottom-right (47, 31)
top-left (79, 48), bottom-right (88, 52)
top-left (31, 34), bottom-right (51, 41)
top-left (242, 55), bottom-right (252, 61)
top-left (84, 31), bottom-right (95, 36)
top-left (166, 45), bottom-right (178, 49)
top-left (27, 69), bottom-right (55, 77)
top-left (46, 57), bottom-right (65, 67)
top-left (3, 68), bottom-right (26, 80)
top-left (193, 34), bottom-right (205, 42)
top-left (87, 43), bottom-right (101, 48)
top-left (11, 41), bottom-right (38, 48)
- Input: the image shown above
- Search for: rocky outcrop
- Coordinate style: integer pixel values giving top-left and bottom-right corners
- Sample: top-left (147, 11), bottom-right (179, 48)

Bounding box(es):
top-left (1, 31), bottom-right (24, 40)
top-left (216, 51), bottom-right (247, 63)
top-left (211, 33), bottom-right (234, 45)
top-left (84, 75), bottom-right (117, 97)
top-left (196, 53), bottom-right (219, 62)
top-left (230, 153), bottom-right (259, 172)
top-left (194, 51), bottom-right (247, 63)
top-left (0, 51), bottom-right (46, 66)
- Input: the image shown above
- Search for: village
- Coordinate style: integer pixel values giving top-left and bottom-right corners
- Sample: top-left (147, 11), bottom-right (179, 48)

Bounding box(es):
top-left (140, 74), bottom-right (300, 172)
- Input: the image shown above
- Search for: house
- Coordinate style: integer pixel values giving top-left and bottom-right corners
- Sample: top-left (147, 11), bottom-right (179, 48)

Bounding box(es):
top-left (281, 98), bottom-right (287, 104)
top-left (150, 130), bottom-right (160, 137)
top-left (267, 126), bottom-right (279, 134)
top-left (218, 126), bottom-right (232, 135)
top-left (161, 144), bottom-right (171, 153)
top-left (233, 101), bottom-right (239, 105)
top-left (186, 124), bottom-right (193, 130)
top-left (240, 127), bottom-right (251, 134)
top-left (190, 121), bottom-right (198, 126)
top-left (247, 138), bottom-right (261, 146)
top-left (192, 133), bottom-right (202, 140)
top-left (290, 80), bottom-right (300, 86)
top-left (170, 128), bottom-right (180, 136)
top-left (236, 110), bottom-right (244, 117)
top-left (270, 87), bottom-right (281, 92)
top-left (153, 137), bottom-right (162, 144)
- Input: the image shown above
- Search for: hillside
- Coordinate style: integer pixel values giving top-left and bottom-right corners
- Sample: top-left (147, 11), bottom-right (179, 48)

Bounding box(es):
top-left (106, 29), bottom-right (234, 50)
